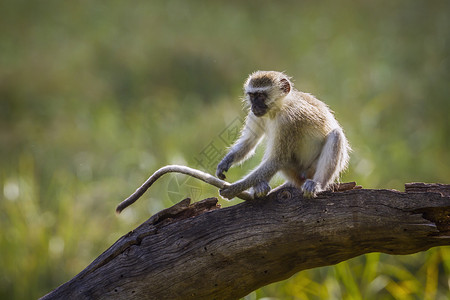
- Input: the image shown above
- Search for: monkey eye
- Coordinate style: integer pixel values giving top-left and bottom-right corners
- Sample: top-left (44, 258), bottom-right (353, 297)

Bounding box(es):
top-left (248, 92), bottom-right (266, 98)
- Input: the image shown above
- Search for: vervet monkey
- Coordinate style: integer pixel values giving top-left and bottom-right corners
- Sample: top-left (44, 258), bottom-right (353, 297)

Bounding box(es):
top-left (216, 71), bottom-right (350, 199)
top-left (116, 71), bottom-right (349, 213)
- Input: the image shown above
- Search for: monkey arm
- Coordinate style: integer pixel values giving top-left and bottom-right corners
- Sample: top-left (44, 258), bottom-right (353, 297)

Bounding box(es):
top-left (116, 165), bottom-right (253, 214)
top-left (220, 160), bottom-right (278, 199)
top-left (216, 115), bottom-right (265, 179)
top-left (231, 114), bottom-right (265, 164)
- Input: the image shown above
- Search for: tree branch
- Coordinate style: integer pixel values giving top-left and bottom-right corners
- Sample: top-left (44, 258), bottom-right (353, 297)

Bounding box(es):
top-left (41, 183), bottom-right (450, 300)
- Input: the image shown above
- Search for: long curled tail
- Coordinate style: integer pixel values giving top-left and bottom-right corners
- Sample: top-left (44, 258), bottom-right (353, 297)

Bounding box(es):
top-left (116, 165), bottom-right (253, 214)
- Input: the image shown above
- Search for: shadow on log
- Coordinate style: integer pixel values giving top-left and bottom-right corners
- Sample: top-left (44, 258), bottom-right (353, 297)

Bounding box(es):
top-left (41, 183), bottom-right (450, 300)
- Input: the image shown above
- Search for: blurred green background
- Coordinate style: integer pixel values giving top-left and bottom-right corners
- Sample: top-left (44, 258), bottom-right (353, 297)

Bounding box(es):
top-left (1, 0), bottom-right (449, 299)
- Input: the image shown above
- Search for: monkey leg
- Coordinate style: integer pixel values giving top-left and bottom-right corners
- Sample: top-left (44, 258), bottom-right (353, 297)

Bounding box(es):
top-left (302, 128), bottom-right (345, 198)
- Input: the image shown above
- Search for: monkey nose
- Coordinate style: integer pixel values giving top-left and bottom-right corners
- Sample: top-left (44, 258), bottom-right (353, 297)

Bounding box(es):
top-left (252, 105), bottom-right (267, 117)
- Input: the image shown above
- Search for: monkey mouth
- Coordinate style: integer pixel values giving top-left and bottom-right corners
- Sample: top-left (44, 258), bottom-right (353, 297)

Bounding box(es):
top-left (252, 105), bottom-right (268, 117)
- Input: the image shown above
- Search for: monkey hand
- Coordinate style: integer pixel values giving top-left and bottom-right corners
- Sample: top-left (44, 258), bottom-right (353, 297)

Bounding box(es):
top-left (302, 179), bottom-right (321, 198)
top-left (251, 181), bottom-right (271, 198)
top-left (216, 154), bottom-right (234, 180)
top-left (219, 182), bottom-right (243, 200)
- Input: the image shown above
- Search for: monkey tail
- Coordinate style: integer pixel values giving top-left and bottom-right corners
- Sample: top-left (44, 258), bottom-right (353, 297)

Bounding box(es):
top-left (116, 165), bottom-right (253, 214)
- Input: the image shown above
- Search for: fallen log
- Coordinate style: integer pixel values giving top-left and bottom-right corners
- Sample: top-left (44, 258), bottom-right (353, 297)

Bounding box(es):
top-left (41, 183), bottom-right (450, 300)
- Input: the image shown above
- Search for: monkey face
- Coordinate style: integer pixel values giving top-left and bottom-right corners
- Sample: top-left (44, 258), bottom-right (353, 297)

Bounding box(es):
top-left (248, 92), bottom-right (269, 117)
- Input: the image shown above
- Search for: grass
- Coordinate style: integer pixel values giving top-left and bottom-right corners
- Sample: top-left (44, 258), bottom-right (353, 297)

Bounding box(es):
top-left (1, 1), bottom-right (449, 299)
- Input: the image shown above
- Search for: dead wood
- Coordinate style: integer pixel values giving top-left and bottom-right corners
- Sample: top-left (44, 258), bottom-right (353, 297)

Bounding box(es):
top-left (41, 183), bottom-right (450, 300)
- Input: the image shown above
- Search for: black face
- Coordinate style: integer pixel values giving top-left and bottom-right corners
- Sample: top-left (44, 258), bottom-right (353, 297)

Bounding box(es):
top-left (248, 92), bottom-right (268, 117)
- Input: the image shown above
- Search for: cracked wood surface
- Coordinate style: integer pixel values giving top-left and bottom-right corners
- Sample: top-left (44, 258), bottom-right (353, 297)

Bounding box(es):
top-left (41, 183), bottom-right (450, 300)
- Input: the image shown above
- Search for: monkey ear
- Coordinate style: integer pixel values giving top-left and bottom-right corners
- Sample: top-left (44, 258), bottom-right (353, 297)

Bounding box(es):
top-left (280, 78), bottom-right (291, 94)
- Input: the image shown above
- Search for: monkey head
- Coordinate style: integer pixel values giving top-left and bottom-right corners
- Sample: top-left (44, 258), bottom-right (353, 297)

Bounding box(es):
top-left (244, 71), bottom-right (291, 117)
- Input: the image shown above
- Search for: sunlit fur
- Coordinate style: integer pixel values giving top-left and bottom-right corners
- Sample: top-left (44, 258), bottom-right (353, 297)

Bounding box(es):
top-left (216, 71), bottom-right (350, 199)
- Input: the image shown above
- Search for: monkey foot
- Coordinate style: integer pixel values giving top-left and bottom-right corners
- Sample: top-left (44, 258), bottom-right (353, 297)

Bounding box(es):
top-left (251, 181), bottom-right (271, 198)
top-left (302, 179), bottom-right (320, 198)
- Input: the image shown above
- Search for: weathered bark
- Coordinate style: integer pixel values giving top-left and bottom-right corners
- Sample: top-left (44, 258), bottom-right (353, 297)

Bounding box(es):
top-left (41, 183), bottom-right (450, 300)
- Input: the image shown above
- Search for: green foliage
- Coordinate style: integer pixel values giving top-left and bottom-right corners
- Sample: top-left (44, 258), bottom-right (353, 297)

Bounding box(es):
top-left (0, 0), bottom-right (449, 299)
